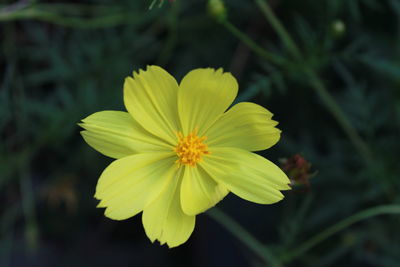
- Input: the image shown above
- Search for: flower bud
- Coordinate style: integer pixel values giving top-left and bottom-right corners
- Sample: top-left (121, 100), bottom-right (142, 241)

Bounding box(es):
top-left (280, 154), bottom-right (316, 190)
top-left (331, 20), bottom-right (346, 38)
top-left (208, 0), bottom-right (227, 22)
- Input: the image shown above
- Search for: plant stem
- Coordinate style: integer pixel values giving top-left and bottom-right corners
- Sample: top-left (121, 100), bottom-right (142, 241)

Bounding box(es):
top-left (254, 0), bottom-right (301, 59)
top-left (253, 0), bottom-right (373, 164)
top-left (207, 208), bottom-right (282, 267)
top-left (19, 165), bottom-right (39, 251)
top-left (157, 0), bottom-right (180, 65)
top-left (0, 3), bottom-right (156, 29)
top-left (305, 69), bottom-right (374, 165)
top-left (281, 204), bottom-right (400, 262)
top-left (220, 20), bottom-right (286, 66)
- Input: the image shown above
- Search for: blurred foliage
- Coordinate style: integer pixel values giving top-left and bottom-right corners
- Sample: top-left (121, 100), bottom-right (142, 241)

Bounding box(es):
top-left (1, 0), bottom-right (400, 266)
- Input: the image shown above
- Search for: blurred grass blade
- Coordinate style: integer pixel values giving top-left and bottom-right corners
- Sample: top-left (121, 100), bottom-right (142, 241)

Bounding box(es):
top-left (207, 208), bottom-right (282, 267)
top-left (254, 0), bottom-right (301, 59)
top-left (282, 204), bottom-right (400, 262)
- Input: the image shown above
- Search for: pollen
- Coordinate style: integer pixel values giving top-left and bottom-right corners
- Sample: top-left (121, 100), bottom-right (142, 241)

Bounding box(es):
top-left (175, 129), bottom-right (210, 167)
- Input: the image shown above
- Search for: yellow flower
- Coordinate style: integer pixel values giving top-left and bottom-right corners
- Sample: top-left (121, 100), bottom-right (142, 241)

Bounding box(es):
top-left (79, 66), bottom-right (291, 248)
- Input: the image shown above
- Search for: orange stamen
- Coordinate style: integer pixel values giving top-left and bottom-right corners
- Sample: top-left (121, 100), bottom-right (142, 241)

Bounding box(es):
top-left (174, 128), bottom-right (210, 167)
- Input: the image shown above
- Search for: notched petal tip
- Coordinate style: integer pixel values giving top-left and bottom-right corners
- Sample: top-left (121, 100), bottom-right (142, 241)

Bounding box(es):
top-left (94, 190), bottom-right (103, 200)
top-left (124, 76), bottom-right (134, 88)
top-left (96, 201), bottom-right (106, 208)
top-left (150, 238), bottom-right (184, 249)
top-left (215, 67), bottom-right (224, 74)
top-left (146, 65), bottom-right (165, 71)
top-left (130, 65), bottom-right (171, 79)
top-left (269, 119), bottom-right (280, 128)
top-left (283, 183), bottom-right (292, 190)
top-left (166, 241), bottom-right (180, 249)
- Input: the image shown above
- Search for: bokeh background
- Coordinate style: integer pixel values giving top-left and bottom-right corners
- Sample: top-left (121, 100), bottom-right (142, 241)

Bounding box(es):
top-left (1, 0), bottom-right (400, 266)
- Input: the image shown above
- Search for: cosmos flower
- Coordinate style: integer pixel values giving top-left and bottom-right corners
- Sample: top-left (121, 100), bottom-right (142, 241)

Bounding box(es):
top-left (79, 66), bottom-right (290, 247)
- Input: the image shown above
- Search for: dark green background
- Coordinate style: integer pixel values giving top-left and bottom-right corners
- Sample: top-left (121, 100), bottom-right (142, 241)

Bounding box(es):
top-left (1, 0), bottom-right (400, 266)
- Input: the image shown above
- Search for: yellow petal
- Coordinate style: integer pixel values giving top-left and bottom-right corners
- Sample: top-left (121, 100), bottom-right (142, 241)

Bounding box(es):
top-left (95, 152), bottom-right (176, 220)
top-left (124, 66), bottom-right (180, 145)
top-left (180, 166), bottom-right (228, 216)
top-left (80, 111), bottom-right (172, 159)
top-left (200, 147), bottom-right (291, 205)
top-left (142, 168), bottom-right (195, 248)
top-left (178, 68), bottom-right (238, 136)
top-left (206, 102), bottom-right (281, 151)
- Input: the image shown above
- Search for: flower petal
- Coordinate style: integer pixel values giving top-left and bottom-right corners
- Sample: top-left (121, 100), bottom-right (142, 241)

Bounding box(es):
top-left (200, 147), bottom-right (291, 204)
top-left (180, 166), bottom-right (228, 216)
top-left (124, 66), bottom-right (180, 145)
top-left (95, 152), bottom-right (176, 220)
top-left (142, 168), bottom-right (195, 248)
top-left (80, 111), bottom-right (172, 159)
top-left (206, 102), bottom-right (281, 151)
top-left (178, 68), bottom-right (238, 136)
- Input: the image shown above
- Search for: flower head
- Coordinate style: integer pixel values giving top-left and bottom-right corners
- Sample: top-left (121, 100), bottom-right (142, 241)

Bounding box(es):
top-left (79, 66), bottom-right (290, 247)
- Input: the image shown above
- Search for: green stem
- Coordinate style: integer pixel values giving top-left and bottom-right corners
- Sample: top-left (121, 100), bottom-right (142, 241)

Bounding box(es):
top-left (0, 4), bottom-right (155, 29)
top-left (254, 0), bottom-right (301, 59)
top-left (220, 20), bottom-right (286, 66)
top-left (305, 69), bottom-right (374, 165)
top-left (157, 0), bottom-right (179, 65)
top-left (19, 166), bottom-right (39, 251)
top-left (207, 208), bottom-right (282, 267)
top-left (250, 0), bottom-right (373, 164)
top-left (282, 204), bottom-right (400, 262)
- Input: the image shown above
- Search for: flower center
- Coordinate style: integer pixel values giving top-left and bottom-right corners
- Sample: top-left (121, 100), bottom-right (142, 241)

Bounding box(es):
top-left (175, 129), bottom-right (210, 167)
